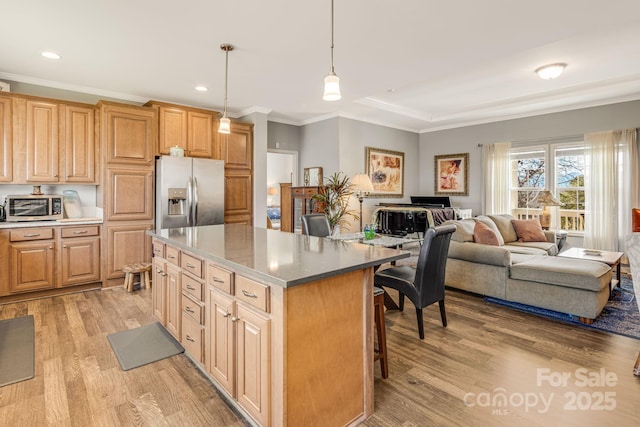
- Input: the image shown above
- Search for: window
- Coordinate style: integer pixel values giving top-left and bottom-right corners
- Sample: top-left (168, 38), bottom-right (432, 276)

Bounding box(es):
top-left (510, 142), bottom-right (585, 232)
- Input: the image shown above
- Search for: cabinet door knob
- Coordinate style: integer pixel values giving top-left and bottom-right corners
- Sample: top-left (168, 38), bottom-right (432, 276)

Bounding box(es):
top-left (231, 316), bottom-right (239, 323)
top-left (222, 311), bottom-right (230, 318)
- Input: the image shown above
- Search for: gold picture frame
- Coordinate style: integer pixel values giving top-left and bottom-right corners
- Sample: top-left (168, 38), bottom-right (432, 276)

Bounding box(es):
top-left (365, 147), bottom-right (404, 197)
top-left (434, 153), bottom-right (469, 196)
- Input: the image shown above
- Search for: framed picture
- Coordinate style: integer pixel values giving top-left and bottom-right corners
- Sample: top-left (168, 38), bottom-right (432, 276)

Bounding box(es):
top-left (434, 153), bottom-right (469, 196)
top-left (365, 147), bottom-right (404, 197)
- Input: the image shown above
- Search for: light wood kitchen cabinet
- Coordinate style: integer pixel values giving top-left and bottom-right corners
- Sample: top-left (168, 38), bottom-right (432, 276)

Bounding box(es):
top-left (104, 224), bottom-right (152, 280)
top-left (165, 262), bottom-right (182, 340)
top-left (104, 167), bottom-right (154, 221)
top-left (60, 225), bottom-right (100, 287)
top-left (217, 121), bottom-right (253, 170)
top-left (182, 272), bottom-right (205, 363)
top-left (98, 101), bottom-right (155, 166)
top-left (207, 273), bottom-right (270, 427)
top-left (60, 104), bottom-right (96, 183)
top-left (8, 227), bottom-right (55, 293)
top-left (0, 95), bottom-right (12, 182)
top-left (224, 171), bottom-right (253, 224)
top-left (18, 98), bottom-right (60, 182)
top-left (152, 256), bottom-right (167, 323)
top-left (145, 101), bottom-right (215, 158)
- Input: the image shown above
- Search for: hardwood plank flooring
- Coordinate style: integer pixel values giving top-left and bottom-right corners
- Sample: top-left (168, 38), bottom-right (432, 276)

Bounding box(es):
top-left (0, 286), bottom-right (638, 426)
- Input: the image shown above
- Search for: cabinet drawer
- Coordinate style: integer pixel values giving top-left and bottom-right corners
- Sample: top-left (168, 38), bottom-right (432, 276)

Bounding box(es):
top-left (182, 293), bottom-right (204, 324)
top-left (165, 245), bottom-right (180, 265)
top-left (60, 225), bottom-right (99, 238)
top-left (235, 275), bottom-right (270, 313)
top-left (181, 313), bottom-right (204, 363)
top-left (181, 252), bottom-right (203, 278)
top-left (291, 187), bottom-right (305, 196)
top-left (152, 241), bottom-right (165, 258)
top-left (207, 263), bottom-right (233, 294)
top-left (10, 227), bottom-right (54, 242)
top-left (182, 274), bottom-right (203, 301)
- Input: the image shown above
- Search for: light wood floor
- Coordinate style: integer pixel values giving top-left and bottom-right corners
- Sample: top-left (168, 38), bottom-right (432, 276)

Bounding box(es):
top-left (0, 286), bottom-right (638, 426)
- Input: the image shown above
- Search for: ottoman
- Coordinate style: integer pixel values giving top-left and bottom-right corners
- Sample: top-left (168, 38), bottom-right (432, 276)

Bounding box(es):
top-left (506, 255), bottom-right (612, 323)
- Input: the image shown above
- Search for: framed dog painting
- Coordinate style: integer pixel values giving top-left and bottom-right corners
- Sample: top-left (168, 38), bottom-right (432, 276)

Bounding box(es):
top-left (365, 147), bottom-right (404, 197)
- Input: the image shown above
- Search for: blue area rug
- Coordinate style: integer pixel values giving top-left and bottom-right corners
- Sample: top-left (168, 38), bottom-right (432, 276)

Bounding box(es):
top-left (485, 276), bottom-right (639, 340)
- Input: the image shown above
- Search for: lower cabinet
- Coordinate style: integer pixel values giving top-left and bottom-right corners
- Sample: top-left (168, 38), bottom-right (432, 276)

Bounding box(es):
top-left (4, 225), bottom-right (101, 296)
top-left (152, 256), bottom-right (167, 323)
top-left (165, 262), bottom-right (182, 340)
top-left (60, 226), bottom-right (100, 287)
top-left (207, 274), bottom-right (270, 427)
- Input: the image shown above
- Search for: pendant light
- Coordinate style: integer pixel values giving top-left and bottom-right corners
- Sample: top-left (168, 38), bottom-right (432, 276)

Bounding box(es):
top-left (323, 0), bottom-right (341, 101)
top-left (218, 43), bottom-right (234, 134)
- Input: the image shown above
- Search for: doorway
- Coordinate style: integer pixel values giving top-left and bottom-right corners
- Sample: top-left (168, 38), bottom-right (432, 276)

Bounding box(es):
top-left (266, 150), bottom-right (298, 229)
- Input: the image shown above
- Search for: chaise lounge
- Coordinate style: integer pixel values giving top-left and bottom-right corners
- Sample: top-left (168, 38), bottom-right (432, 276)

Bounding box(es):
top-left (442, 214), bottom-right (612, 323)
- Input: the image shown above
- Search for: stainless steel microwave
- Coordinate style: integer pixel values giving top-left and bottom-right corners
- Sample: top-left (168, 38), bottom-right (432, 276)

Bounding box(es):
top-left (4, 194), bottom-right (63, 221)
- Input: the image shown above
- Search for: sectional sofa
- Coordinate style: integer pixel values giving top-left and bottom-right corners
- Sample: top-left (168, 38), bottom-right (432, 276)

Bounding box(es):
top-left (442, 214), bottom-right (612, 323)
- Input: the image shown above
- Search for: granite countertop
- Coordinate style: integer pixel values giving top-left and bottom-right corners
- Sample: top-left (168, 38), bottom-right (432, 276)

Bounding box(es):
top-left (148, 224), bottom-right (410, 288)
top-left (0, 218), bottom-right (103, 229)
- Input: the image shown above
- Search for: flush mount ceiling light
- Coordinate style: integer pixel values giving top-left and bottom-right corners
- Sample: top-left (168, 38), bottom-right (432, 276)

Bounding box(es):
top-left (41, 51), bottom-right (61, 60)
top-left (322, 0), bottom-right (341, 101)
top-left (218, 43), bottom-right (234, 134)
top-left (195, 86), bottom-right (208, 92)
top-left (535, 63), bottom-right (567, 80)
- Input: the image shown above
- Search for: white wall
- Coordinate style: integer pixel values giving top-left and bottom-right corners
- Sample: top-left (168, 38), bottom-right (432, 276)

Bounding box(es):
top-left (266, 152), bottom-right (294, 205)
top-left (419, 99), bottom-right (640, 217)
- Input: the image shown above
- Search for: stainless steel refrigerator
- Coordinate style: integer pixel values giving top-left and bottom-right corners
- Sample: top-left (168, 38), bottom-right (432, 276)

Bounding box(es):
top-left (155, 156), bottom-right (225, 229)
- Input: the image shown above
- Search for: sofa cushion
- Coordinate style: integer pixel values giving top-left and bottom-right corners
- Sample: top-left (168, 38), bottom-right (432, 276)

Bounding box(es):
top-left (511, 218), bottom-right (547, 242)
top-left (510, 256), bottom-right (611, 292)
top-left (448, 241), bottom-right (511, 267)
top-left (507, 241), bottom-right (558, 256)
top-left (443, 219), bottom-right (476, 242)
top-left (474, 221), bottom-right (500, 246)
top-left (502, 245), bottom-right (549, 256)
top-left (475, 216), bottom-right (505, 246)
top-left (487, 214), bottom-right (518, 243)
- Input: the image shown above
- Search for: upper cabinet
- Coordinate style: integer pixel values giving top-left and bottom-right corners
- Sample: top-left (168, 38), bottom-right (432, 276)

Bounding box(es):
top-left (0, 95), bottom-right (12, 182)
top-left (145, 101), bottom-right (215, 158)
top-left (13, 98), bottom-right (60, 183)
top-left (3, 93), bottom-right (97, 184)
top-left (98, 101), bottom-right (155, 166)
top-left (61, 104), bottom-right (96, 183)
top-left (217, 121), bottom-right (253, 170)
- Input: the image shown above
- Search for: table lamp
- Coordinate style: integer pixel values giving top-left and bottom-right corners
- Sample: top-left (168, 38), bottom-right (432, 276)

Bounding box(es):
top-left (535, 190), bottom-right (562, 230)
top-left (351, 173), bottom-right (374, 232)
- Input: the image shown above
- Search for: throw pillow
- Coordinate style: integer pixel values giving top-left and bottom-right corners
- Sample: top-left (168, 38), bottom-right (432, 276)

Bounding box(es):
top-left (473, 220), bottom-right (500, 246)
top-left (511, 219), bottom-right (547, 242)
top-left (487, 214), bottom-right (518, 243)
top-left (475, 216), bottom-right (505, 246)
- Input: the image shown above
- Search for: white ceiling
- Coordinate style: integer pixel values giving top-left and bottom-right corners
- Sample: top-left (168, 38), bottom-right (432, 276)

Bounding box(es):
top-left (2, 0), bottom-right (640, 133)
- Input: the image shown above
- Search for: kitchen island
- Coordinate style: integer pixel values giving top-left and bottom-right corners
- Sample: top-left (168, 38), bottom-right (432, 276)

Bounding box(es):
top-left (148, 224), bottom-right (408, 427)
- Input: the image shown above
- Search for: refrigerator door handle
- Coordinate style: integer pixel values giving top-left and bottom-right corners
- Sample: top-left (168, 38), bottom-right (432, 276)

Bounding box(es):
top-left (193, 176), bottom-right (199, 226)
top-left (187, 176), bottom-right (193, 226)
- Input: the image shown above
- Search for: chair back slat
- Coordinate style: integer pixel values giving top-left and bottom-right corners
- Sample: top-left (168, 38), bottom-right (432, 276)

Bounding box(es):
top-left (302, 214), bottom-right (331, 237)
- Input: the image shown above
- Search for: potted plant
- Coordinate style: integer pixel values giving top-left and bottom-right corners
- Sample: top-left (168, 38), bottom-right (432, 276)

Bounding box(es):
top-left (313, 171), bottom-right (358, 234)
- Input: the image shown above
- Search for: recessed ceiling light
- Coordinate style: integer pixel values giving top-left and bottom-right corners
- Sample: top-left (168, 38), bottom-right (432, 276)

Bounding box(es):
top-left (195, 86), bottom-right (208, 92)
top-left (41, 51), bottom-right (61, 60)
top-left (535, 63), bottom-right (566, 80)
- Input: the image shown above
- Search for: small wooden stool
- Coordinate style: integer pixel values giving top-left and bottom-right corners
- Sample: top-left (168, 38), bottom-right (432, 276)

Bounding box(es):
top-left (373, 286), bottom-right (389, 378)
top-left (122, 262), bottom-right (152, 292)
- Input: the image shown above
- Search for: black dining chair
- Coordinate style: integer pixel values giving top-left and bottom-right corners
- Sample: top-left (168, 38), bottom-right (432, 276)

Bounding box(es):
top-left (374, 224), bottom-right (456, 339)
top-left (301, 214), bottom-right (331, 237)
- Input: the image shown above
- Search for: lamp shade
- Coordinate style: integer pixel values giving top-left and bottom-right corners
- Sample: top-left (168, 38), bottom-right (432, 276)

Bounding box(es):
top-left (267, 186), bottom-right (279, 196)
top-left (351, 173), bottom-right (374, 194)
top-left (323, 73), bottom-right (341, 101)
top-left (535, 190), bottom-right (562, 207)
top-left (218, 117), bottom-right (231, 134)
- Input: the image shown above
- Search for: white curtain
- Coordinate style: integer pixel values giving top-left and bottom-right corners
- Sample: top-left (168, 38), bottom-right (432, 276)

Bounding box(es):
top-left (482, 142), bottom-right (511, 215)
top-left (584, 129), bottom-right (638, 251)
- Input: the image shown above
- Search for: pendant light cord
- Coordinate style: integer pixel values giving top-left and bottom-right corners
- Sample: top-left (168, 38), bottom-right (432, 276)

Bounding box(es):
top-left (329, 0), bottom-right (335, 74)
top-left (223, 47), bottom-right (229, 116)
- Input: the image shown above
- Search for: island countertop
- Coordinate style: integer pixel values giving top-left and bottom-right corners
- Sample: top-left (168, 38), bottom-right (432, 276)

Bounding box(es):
top-left (147, 224), bottom-right (410, 288)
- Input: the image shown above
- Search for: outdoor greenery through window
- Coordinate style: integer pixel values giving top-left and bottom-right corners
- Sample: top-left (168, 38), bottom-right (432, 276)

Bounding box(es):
top-left (510, 142), bottom-right (585, 232)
